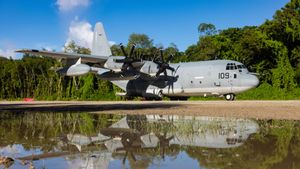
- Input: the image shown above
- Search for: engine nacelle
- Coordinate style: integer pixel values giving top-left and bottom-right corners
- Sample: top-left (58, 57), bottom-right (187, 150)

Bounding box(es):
top-left (57, 64), bottom-right (91, 76)
top-left (104, 57), bottom-right (124, 71)
top-left (139, 61), bottom-right (159, 76)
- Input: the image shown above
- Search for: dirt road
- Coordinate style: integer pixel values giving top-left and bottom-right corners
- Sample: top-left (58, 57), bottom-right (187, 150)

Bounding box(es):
top-left (0, 100), bottom-right (300, 120)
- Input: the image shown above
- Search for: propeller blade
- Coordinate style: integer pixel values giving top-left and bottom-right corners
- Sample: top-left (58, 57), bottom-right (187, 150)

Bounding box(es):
top-left (128, 45), bottom-right (135, 58)
top-left (120, 43), bottom-right (127, 57)
top-left (164, 70), bottom-right (167, 77)
top-left (156, 68), bottom-right (164, 77)
top-left (166, 55), bottom-right (173, 63)
top-left (160, 50), bottom-right (164, 62)
top-left (167, 66), bottom-right (175, 72)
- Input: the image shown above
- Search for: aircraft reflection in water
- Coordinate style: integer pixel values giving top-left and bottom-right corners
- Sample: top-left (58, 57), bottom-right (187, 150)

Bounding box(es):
top-left (67, 115), bottom-right (258, 149)
top-left (14, 115), bottom-right (258, 169)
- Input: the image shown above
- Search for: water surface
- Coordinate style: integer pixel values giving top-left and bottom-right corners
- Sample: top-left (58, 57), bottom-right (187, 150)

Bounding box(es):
top-left (0, 112), bottom-right (299, 169)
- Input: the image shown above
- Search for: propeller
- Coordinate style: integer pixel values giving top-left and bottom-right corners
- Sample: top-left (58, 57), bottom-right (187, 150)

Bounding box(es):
top-left (154, 50), bottom-right (175, 77)
top-left (115, 43), bottom-right (141, 71)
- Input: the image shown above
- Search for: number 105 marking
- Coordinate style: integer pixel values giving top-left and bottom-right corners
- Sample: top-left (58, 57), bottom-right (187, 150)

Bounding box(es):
top-left (218, 73), bottom-right (230, 79)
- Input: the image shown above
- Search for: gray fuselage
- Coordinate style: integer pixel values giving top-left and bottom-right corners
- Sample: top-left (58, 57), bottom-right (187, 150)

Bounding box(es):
top-left (109, 60), bottom-right (259, 99)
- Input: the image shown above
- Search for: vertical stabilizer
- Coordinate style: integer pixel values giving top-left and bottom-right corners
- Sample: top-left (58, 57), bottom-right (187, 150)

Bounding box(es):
top-left (92, 22), bottom-right (112, 57)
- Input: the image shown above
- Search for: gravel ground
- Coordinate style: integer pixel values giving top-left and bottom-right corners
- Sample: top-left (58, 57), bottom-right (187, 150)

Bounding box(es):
top-left (1, 100), bottom-right (300, 120)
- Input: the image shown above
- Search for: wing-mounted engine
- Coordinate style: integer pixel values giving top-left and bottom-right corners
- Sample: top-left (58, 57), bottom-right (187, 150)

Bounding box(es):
top-left (139, 61), bottom-right (159, 76)
top-left (99, 44), bottom-right (145, 81)
top-left (56, 58), bottom-right (91, 76)
top-left (140, 50), bottom-right (175, 79)
top-left (114, 44), bottom-right (144, 71)
top-left (103, 44), bottom-right (144, 72)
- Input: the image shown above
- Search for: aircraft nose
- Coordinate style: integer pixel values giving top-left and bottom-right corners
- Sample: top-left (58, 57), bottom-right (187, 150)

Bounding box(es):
top-left (248, 74), bottom-right (259, 87)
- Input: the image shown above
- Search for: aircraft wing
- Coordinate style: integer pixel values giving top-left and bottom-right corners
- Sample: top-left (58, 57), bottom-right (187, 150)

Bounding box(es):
top-left (16, 49), bottom-right (108, 65)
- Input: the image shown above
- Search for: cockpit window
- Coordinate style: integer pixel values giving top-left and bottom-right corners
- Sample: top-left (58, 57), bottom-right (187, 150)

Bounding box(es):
top-left (237, 65), bottom-right (246, 69)
top-left (226, 63), bottom-right (237, 70)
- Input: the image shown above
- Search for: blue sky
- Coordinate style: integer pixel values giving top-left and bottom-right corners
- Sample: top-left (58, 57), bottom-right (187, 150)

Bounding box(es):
top-left (0, 0), bottom-right (290, 58)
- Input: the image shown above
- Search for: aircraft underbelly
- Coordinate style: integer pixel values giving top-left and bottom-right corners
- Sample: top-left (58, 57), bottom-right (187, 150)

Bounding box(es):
top-left (163, 87), bottom-right (231, 96)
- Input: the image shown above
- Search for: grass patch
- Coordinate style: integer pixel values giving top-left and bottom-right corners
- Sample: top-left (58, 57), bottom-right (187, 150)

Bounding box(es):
top-left (238, 83), bottom-right (300, 100)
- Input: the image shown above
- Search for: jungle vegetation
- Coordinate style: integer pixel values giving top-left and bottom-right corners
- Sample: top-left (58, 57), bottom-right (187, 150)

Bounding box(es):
top-left (0, 0), bottom-right (300, 100)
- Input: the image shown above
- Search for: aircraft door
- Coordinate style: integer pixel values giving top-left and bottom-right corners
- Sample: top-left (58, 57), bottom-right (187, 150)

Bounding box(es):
top-left (230, 72), bottom-right (240, 92)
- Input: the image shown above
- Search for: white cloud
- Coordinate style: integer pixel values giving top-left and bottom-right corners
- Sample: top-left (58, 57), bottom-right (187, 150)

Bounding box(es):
top-left (56, 0), bottom-right (90, 11)
top-left (108, 41), bottom-right (116, 47)
top-left (65, 19), bottom-right (93, 50)
top-left (0, 48), bottom-right (16, 59)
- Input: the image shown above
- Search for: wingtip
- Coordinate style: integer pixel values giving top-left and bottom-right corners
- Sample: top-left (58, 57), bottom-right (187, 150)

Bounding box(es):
top-left (15, 49), bottom-right (25, 53)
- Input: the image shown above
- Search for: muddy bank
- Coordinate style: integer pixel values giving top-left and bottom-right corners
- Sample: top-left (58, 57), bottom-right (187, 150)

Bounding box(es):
top-left (0, 101), bottom-right (300, 120)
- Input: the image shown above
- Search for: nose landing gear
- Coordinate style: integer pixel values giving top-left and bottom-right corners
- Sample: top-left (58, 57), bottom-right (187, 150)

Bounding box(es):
top-left (225, 93), bottom-right (235, 101)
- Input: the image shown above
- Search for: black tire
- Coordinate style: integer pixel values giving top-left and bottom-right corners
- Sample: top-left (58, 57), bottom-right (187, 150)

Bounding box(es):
top-left (224, 94), bottom-right (235, 101)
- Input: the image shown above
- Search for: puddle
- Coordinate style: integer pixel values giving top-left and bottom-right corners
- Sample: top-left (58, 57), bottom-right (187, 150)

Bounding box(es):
top-left (0, 112), bottom-right (299, 169)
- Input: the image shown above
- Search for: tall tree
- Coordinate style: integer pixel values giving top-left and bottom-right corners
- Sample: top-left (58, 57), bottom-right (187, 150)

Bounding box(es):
top-left (128, 33), bottom-right (153, 49)
top-left (198, 23), bottom-right (217, 36)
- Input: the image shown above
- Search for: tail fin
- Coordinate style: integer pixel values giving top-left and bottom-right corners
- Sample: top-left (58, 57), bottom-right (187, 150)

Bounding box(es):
top-left (91, 22), bottom-right (112, 57)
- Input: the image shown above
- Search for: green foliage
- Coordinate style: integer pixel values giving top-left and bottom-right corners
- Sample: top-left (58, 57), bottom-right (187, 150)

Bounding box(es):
top-left (128, 33), bottom-right (153, 49)
top-left (198, 23), bottom-right (217, 36)
top-left (272, 45), bottom-right (296, 90)
top-left (238, 83), bottom-right (300, 100)
top-left (64, 41), bottom-right (91, 54)
top-left (0, 55), bottom-right (120, 100)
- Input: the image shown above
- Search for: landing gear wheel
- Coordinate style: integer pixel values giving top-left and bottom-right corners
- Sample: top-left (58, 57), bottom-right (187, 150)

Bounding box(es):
top-left (225, 94), bottom-right (235, 101)
top-left (157, 90), bottom-right (163, 98)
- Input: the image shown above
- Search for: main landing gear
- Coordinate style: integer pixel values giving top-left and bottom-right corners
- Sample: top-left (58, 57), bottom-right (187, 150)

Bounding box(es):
top-left (224, 93), bottom-right (235, 101)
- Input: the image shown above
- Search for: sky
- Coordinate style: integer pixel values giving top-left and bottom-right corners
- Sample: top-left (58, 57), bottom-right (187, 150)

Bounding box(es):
top-left (0, 0), bottom-right (290, 59)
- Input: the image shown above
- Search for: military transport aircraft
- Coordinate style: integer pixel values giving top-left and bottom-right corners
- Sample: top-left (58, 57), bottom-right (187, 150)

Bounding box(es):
top-left (16, 22), bottom-right (259, 101)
